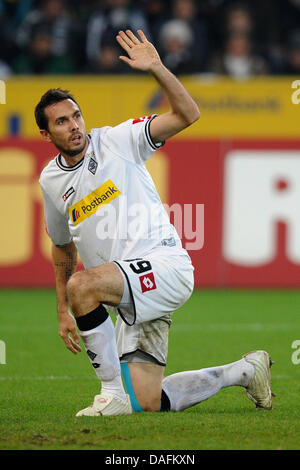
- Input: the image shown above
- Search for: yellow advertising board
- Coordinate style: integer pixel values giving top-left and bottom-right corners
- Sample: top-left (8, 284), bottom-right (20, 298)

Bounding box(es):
top-left (1, 75), bottom-right (299, 139)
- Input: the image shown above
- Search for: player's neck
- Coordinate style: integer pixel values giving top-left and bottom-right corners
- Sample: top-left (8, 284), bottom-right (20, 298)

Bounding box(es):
top-left (60, 136), bottom-right (89, 167)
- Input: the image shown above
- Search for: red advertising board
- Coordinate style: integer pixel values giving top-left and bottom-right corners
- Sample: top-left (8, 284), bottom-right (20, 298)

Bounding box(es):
top-left (168, 139), bottom-right (300, 287)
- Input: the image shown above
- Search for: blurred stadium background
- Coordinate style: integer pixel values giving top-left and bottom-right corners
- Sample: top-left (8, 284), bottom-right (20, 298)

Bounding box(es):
top-left (1, 0), bottom-right (300, 288)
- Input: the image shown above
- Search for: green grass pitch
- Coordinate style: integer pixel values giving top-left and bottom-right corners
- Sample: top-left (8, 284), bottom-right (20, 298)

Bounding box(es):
top-left (0, 288), bottom-right (299, 450)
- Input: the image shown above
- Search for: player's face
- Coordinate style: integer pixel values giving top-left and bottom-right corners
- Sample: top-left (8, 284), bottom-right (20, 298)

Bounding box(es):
top-left (42, 99), bottom-right (87, 157)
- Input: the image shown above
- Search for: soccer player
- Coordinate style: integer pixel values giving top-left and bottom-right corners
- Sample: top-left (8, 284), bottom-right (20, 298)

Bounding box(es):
top-left (37, 30), bottom-right (274, 416)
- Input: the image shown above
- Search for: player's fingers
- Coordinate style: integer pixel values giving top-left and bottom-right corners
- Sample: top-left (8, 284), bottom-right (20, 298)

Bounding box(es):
top-left (72, 329), bottom-right (81, 345)
top-left (116, 34), bottom-right (131, 54)
top-left (119, 55), bottom-right (133, 66)
top-left (69, 335), bottom-right (82, 353)
top-left (59, 331), bottom-right (80, 354)
top-left (118, 30), bottom-right (134, 48)
top-left (125, 29), bottom-right (140, 45)
top-left (61, 334), bottom-right (77, 354)
top-left (72, 337), bottom-right (82, 352)
top-left (66, 336), bottom-right (81, 354)
top-left (137, 29), bottom-right (148, 43)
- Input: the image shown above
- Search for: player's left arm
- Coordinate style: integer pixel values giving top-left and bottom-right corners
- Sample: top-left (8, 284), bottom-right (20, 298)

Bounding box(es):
top-left (116, 29), bottom-right (200, 143)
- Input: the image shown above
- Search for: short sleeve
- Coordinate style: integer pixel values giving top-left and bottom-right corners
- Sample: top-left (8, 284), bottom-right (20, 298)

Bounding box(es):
top-left (40, 185), bottom-right (72, 246)
top-left (103, 115), bottom-right (164, 164)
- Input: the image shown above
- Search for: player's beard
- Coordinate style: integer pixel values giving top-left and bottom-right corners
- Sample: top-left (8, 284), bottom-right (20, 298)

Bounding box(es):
top-left (55, 135), bottom-right (87, 158)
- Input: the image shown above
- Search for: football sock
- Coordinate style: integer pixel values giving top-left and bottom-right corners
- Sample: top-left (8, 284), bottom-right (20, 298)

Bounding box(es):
top-left (76, 305), bottom-right (127, 402)
top-left (162, 358), bottom-right (255, 411)
top-left (160, 389), bottom-right (171, 412)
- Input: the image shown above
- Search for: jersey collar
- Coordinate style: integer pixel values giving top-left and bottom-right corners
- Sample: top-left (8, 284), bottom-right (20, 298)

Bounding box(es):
top-left (55, 134), bottom-right (91, 172)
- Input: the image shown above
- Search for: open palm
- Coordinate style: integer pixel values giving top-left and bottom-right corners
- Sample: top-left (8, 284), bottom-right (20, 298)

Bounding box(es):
top-left (116, 29), bottom-right (162, 72)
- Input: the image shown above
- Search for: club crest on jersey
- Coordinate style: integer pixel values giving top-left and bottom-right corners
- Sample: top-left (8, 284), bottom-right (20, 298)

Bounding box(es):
top-left (139, 272), bottom-right (157, 293)
top-left (132, 115), bottom-right (152, 124)
top-left (88, 157), bottom-right (98, 175)
top-left (69, 179), bottom-right (121, 226)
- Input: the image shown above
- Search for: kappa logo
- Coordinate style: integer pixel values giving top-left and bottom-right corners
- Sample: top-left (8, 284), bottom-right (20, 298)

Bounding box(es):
top-left (69, 179), bottom-right (121, 226)
top-left (139, 272), bottom-right (157, 293)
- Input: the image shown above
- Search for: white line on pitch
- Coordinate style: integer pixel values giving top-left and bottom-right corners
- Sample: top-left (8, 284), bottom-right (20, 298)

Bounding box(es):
top-left (172, 323), bottom-right (294, 331)
top-left (0, 375), bottom-right (96, 381)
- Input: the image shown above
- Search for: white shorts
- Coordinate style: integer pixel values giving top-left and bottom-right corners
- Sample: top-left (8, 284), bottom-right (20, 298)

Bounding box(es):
top-left (111, 248), bottom-right (194, 366)
top-left (114, 249), bottom-right (194, 325)
top-left (115, 313), bottom-right (172, 366)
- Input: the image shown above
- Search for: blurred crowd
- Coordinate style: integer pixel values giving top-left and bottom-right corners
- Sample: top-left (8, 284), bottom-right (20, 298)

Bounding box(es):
top-left (1, 0), bottom-right (300, 78)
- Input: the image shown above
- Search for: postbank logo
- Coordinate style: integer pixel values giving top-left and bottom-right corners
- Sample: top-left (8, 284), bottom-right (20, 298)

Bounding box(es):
top-left (69, 179), bottom-right (120, 226)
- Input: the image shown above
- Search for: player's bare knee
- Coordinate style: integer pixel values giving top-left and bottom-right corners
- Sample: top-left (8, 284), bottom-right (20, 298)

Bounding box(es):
top-left (142, 401), bottom-right (161, 413)
top-left (67, 272), bottom-right (82, 299)
top-left (139, 394), bottom-right (161, 412)
top-left (67, 271), bottom-right (96, 305)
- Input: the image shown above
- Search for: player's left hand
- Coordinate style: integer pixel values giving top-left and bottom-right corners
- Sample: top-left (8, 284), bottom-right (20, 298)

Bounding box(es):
top-left (116, 29), bottom-right (162, 72)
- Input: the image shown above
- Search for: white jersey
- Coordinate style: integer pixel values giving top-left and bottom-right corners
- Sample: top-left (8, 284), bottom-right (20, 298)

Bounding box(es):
top-left (40, 115), bottom-right (186, 269)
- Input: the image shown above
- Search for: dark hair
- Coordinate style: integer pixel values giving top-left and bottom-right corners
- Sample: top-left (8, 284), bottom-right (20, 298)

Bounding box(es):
top-left (34, 88), bottom-right (80, 131)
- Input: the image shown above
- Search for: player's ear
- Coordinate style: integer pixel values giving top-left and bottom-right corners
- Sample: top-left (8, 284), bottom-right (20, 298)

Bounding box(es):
top-left (40, 129), bottom-right (52, 143)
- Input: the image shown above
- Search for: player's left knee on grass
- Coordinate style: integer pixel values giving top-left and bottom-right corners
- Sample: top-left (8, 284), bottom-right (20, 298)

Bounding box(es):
top-left (138, 390), bottom-right (161, 412)
top-left (122, 362), bottom-right (164, 412)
